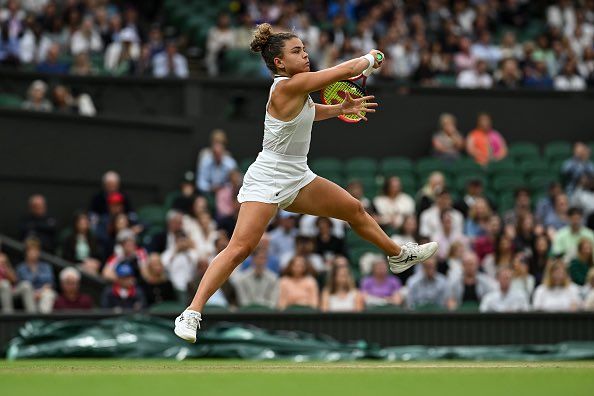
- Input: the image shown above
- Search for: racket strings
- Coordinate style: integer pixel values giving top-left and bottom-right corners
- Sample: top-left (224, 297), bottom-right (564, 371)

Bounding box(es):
top-left (322, 81), bottom-right (366, 121)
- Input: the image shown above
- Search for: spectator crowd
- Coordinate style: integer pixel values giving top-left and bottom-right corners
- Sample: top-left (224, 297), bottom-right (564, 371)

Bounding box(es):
top-left (2, 1), bottom-right (594, 91)
top-left (2, 124), bottom-right (593, 315)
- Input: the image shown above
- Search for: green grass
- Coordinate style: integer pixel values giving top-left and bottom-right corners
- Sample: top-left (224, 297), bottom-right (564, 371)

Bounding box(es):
top-left (1, 360), bottom-right (594, 396)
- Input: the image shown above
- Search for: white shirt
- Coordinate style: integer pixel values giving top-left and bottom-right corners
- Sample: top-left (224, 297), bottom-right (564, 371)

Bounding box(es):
top-left (152, 52), bottom-right (189, 78)
top-left (327, 290), bottom-right (358, 312)
top-left (70, 30), bottom-right (103, 55)
top-left (161, 247), bottom-right (199, 291)
top-left (419, 205), bottom-right (464, 239)
top-left (18, 30), bottom-right (52, 63)
top-left (480, 288), bottom-right (530, 312)
top-left (456, 69), bottom-right (493, 89)
top-left (532, 283), bottom-right (581, 312)
top-left (104, 41), bottom-right (140, 71)
top-left (182, 215), bottom-right (217, 261)
top-left (373, 193), bottom-right (415, 228)
top-left (299, 214), bottom-right (345, 238)
top-left (554, 75), bottom-right (586, 91)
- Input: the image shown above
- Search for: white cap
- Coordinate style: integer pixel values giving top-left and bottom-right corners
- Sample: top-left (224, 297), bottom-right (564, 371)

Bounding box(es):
top-left (119, 27), bottom-right (138, 43)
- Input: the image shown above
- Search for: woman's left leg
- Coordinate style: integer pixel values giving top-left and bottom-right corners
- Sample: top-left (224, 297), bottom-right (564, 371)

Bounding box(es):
top-left (285, 176), bottom-right (401, 256)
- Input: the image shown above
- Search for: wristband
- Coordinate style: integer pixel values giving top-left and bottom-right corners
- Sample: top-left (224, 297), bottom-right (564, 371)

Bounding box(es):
top-left (362, 54), bottom-right (375, 70)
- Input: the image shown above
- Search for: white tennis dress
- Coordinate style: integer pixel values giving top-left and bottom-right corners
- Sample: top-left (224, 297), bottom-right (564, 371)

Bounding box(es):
top-left (237, 76), bottom-right (318, 209)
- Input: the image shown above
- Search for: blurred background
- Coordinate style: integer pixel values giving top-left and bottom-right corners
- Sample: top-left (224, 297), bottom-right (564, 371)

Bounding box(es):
top-left (1, 0), bottom-right (594, 357)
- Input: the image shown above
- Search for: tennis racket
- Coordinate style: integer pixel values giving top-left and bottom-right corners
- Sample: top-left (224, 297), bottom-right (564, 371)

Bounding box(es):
top-left (321, 52), bottom-right (383, 123)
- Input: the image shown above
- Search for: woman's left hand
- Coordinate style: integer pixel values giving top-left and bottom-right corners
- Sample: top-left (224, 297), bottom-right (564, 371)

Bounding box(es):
top-left (341, 93), bottom-right (378, 121)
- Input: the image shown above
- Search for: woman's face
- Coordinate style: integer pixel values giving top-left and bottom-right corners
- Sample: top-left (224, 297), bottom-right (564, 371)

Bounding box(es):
top-left (372, 261), bottom-right (387, 278)
top-left (551, 266), bottom-right (566, 286)
top-left (76, 215), bottom-right (89, 233)
top-left (520, 215), bottom-right (534, 233)
top-left (193, 197), bottom-right (208, 215)
top-left (477, 115), bottom-right (492, 131)
top-left (474, 198), bottom-right (489, 217)
top-left (580, 240), bottom-right (593, 257)
top-left (403, 216), bottom-right (417, 235)
top-left (291, 257), bottom-right (306, 277)
top-left (115, 214), bottom-right (129, 231)
top-left (335, 267), bottom-right (350, 287)
top-left (387, 178), bottom-right (401, 196)
top-left (276, 37), bottom-right (310, 76)
top-left (499, 237), bottom-right (512, 253)
top-left (535, 236), bottom-right (549, 254)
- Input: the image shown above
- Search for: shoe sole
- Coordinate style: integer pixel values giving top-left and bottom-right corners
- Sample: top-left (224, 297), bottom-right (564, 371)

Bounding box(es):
top-left (390, 242), bottom-right (439, 274)
top-left (174, 325), bottom-right (196, 343)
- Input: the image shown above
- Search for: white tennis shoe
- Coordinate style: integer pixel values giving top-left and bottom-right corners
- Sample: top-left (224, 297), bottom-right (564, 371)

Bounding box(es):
top-left (174, 309), bottom-right (201, 343)
top-left (388, 241), bottom-right (439, 274)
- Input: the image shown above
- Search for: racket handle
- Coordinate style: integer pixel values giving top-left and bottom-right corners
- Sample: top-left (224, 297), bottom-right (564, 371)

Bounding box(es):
top-left (362, 66), bottom-right (374, 77)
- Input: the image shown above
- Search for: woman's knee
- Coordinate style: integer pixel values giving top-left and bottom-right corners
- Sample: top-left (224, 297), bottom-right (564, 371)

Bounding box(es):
top-left (226, 242), bottom-right (255, 263)
top-left (345, 200), bottom-right (367, 225)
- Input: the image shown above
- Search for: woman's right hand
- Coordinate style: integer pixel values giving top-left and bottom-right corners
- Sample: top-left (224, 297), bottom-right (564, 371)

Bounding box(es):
top-left (369, 50), bottom-right (384, 68)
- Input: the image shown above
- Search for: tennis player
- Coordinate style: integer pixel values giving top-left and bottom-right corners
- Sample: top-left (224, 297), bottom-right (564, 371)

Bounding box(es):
top-left (175, 24), bottom-right (438, 342)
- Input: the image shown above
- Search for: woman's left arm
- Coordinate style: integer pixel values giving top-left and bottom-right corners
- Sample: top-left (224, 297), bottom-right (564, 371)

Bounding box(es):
top-left (314, 94), bottom-right (377, 121)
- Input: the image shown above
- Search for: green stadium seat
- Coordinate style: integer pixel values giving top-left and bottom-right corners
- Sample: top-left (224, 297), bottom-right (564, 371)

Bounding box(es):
top-left (322, 173), bottom-right (344, 186)
top-left (416, 157), bottom-right (449, 176)
top-left (346, 176), bottom-right (377, 197)
top-left (344, 157), bottom-right (378, 178)
top-left (528, 175), bottom-right (558, 194)
top-left (497, 193), bottom-right (515, 214)
top-left (519, 160), bottom-right (549, 178)
top-left (0, 93), bottom-right (23, 108)
top-left (311, 157), bottom-right (343, 175)
top-left (237, 304), bottom-right (276, 313)
top-left (434, 74), bottom-right (457, 87)
top-left (365, 304), bottom-right (404, 313)
top-left (544, 141), bottom-right (572, 162)
top-left (455, 174), bottom-right (488, 194)
top-left (397, 173), bottom-right (417, 195)
top-left (284, 305), bottom-right (318, 312)
top-left (380, 157), bottom-right (414, 176)
top-left (508, 142), bottom-right (540, 160)
top-left (491, 175), bottom-right (526, 194)
top-left (239, 157), bottom-right (254, 174)
top-left (202, 304), bottom-right (231, 313)
top-left (163, 190), bottom-right (181, 211)
top-left (148, 301), bottom-right (186, 313)
top-left (138, 205), bottom-right (167, 228)
top-left (450, 157), bottom-right (484, 175)
top-left (487, 159), bottom-right (516, 176)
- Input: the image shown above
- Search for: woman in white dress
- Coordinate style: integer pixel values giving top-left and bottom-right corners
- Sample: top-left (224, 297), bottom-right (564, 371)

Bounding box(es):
top-left (321, 265), bottom-right (364, 312)
top-left (174, 23), bottom-right (438, 342)
top-left (533, 260), bottom-right (581, 312)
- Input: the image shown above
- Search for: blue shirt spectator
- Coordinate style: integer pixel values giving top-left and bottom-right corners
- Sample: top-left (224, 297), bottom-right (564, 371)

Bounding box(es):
top-left (562, 142), bottom-right (594, 194)
top-left (406, 258), bottom-right (448, 309)
top-left (152, 41), bottom-right (189, 78)
top-left (35, 42), bottom-right (69, 74)
top-left (197, 141), bottom-right (237, 194)
top-left (240, 246), bottom-right (280, 274)
top-left (16, 238), bottom-right (55, 290)
top-left (268, 211), bottom-right (298, 260)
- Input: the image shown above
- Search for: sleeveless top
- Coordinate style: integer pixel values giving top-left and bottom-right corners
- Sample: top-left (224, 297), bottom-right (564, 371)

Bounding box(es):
top-left (262, 76), bottom-right (316, 157)
top-left (328, 290), bottom-right (358, 312)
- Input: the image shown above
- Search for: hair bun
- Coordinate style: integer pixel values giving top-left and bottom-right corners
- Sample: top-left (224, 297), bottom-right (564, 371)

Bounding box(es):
top-left (250, 23), bottom-right (273, 53)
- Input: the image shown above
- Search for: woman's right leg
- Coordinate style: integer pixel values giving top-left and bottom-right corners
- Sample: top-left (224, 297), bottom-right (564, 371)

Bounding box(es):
top-left (187, 201), bottom-right (278, 312)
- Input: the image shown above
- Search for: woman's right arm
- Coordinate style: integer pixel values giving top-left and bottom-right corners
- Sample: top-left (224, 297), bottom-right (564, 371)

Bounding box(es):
top-left (281, 51), bottom-right (381, 95)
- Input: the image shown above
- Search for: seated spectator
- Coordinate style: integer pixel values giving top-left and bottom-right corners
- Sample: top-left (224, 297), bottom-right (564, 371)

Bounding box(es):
top-left (480, 266), bottom-right (530, 312)
top-left (454, 179), bottom-right (488, 217)
top-left (416, 171), bottom-right (446, 213)
top-left (197, 141), bottom-right (237, 195)
top-left (504, 187), bottom-right (532, 226)
top-left (483, 234), bottom-right (515, 278)
top-left (61, 211), bottom-right (102, 274)
top-left (0, 19), bottom-right (20, 66)
top-left (535, 181), bottom-right (563, 224)
top-left (269, 211), bottom-right (298, 262)
top-left (148, 210), bottom-right (184, 254)
top-left (447, 251), bottom-right (495, 311)
top-left (532, 260), bottom-right (581, 312)
top-left (432, 113), bottom-right (465, 160)
top-left (571, 175), bottom-right (594, 219)
top-left (281, 235), bottom-right (324, 273)
top-left (183, 210), bottom-right (217, 261)
top-left (152, 40), bottom-right (189, 78)
top-left (466, 112), bottom-right (508, 166)
top-left (53, 267), bottom-right (93, 310)
top-left (70, 15), bottom-right (103, 55)
top-left (474, 214), bottom-right (502, 261)
top-left (35, 43), bottom-right (69, 74)
top-left (391, 215), bottom-right (418, 247)
top-left (95, 193), bottom-right (139, 256)
top-left (19, 193), bottom-right (57, 252)
top-left (170, 174), bottom-right (200, 215)
top-left (103, 27), bottom-right (139, 75)
top-left (406, 257), bottom-right (448, 310)
top-left (464, 197), bottom-right (492, 238)
top-left (21, 80), bottom-right (52, 112)
top-left (18, 21), bottom-right (51, 64)
top-left (101, 261), bottom-right (146, 311)
top-left (568, 239), bottom-right (594, 286)
top-left (419, 189), bottom-right (464, 238)
top-left (299, 214), bottom-right (346, 239)
top-left (552, 207), bottom-right (594, 260)
top-left (454, 37), bottom-right (477, 72)
top-left (138, 253), bottom-right (177, 306)
top-left (513, 212), bottom-right (536, 252)
top-left (360, 257), bottom-right (402, 306)
top-left (205, 13), bottom-right (234, 76)
top-left (235, 248), bottom-right (279, 308)
top-left (374, 176), bottom-right (415, 230)
top-left (89, 171), bottom-right (134, 220)
top-left (441, 241), bottom-right (465, 282)
top-left (51, 84), bottom-right (96, 117)
top-left (161, 230), bottom-right (199, 293)
top-left (70, 52), bottom-right (97, 75)
top-left (432, 209), bottom-right (468, 261)
top-left (543, 193), bottom-right (570, 230)
top-left (15, 238), bottom-right (56, 313)
top-left (321, 265), bottom-right (364, 312)
top-left (239, 237), bottom-right (280, 273)
top-left (314, 217), bottom-right (347, 263)
top-left (215, 168), bottom-right (242, 236)
top-left (562, 142), bottom-right (594, 194)
top-left (411, 51), bottom-right (437, 86)
top-left (471, 31), bottom-right (501, 69)
top-left (529, 234), bottom-right (551, 285)
top-left (523, 60), bottom-right (554, 88)
top-left (102, 229), bottom-right (148, 282)
top-left (277, 255), bottom-right (319, 310)
top-left (496, 58), bottom-right (522, 88)
top-left (554, 59), bottom-right (586, 91)
top-left (456, 59), bottom-right (493, 88)
top-left (0, 252), bottom-right (35, 313)
top-left (510, 252), bottom-right (535, 298)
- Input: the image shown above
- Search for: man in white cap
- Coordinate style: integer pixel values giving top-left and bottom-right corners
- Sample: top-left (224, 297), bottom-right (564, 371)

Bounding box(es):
top-left (104, 27), bottom-right (140, 74)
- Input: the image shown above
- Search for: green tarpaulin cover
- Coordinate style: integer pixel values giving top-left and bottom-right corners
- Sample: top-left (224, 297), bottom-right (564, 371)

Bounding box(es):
top-left (6, 315), bottom-right (594, 361)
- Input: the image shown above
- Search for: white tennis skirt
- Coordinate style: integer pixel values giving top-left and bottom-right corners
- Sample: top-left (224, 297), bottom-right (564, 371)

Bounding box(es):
top-left (237, 150), bottom-right (318, 209)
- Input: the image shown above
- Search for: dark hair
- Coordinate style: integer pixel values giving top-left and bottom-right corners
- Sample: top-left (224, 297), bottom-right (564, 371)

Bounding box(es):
top-left (250, 23), bottom-right (297, 73)
top-left (281, 255), bottom-right (316, 278)
top-left (382, 176), bottom-right (400, 195)
top-left (568, 206), bottom-right (583, 216)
